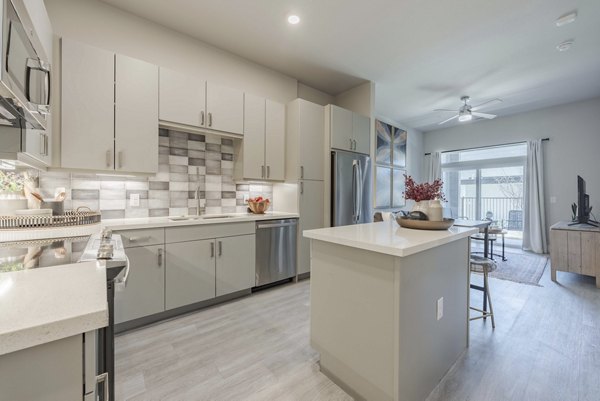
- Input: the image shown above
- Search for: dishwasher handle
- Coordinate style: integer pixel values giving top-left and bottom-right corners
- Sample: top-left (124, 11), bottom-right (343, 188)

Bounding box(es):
top-left (256, 221), bottom-right (298, 229)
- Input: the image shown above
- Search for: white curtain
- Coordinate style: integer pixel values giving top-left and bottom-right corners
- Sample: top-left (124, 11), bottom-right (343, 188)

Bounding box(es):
top-left (523, 139), bottom-right (548, 254)
top-left (426, 151), bottom-right (442, 182)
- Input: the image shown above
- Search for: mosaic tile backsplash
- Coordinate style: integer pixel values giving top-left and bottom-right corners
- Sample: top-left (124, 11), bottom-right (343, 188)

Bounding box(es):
top-left (36, 129), bottom-right (273, 219)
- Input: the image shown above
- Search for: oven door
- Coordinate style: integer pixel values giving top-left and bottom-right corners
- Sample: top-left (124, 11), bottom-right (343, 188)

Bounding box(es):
top-left (0, 0), bottom-right (50, 129)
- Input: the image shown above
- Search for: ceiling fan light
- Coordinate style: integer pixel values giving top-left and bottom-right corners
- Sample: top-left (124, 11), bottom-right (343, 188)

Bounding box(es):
top-left (458, 113), bottom-right (472, 122)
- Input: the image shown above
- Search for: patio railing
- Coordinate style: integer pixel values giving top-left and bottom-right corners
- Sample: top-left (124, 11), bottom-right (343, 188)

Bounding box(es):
top-left (460, 197), bottom-right (524, 231)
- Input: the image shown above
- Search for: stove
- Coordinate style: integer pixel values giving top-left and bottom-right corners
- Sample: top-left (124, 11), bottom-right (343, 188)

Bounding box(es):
top-left (79, 228), bottom-right (128, 401)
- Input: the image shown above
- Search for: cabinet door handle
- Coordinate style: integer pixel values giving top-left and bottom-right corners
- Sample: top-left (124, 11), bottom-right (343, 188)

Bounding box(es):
top-left (267, 166), bottom-right (270, 178)
top-left (210, 242), bottom-right (215, 258)
top-left (157, 248), bottom-right (163, 267)
top-left (300, 181), bottom-right (304, 194)
top-left (39, 133), bottom-right (45, 155)
top-left (261, 165), bottom-right (265, 178)
top-left (300, 166), bottom-right (304, 179)
top-left (201, 110), bottom-right (205, 126)
top-left (118, 151), bottom-right (123, 169)
top-left (106, 150), bottom-right (112, 168)
top-left (127, 235), bottom-right (150, 243)
top-left (218, 240), bottom-right (222, 256)
top-left (349, 138), bottom-right (353, 150)
top-left (208, 112), bottom-right (213, 127)
top-left (44, 134), bottom-right (49, 156)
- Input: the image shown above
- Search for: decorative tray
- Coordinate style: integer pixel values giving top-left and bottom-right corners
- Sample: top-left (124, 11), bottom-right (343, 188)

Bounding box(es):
top-left (0, 210), bottom-right (101, 230)
top-left (396, 216), bottom-right (455, 230)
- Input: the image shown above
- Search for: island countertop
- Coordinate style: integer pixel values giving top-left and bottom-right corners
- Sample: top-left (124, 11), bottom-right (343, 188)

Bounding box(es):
top-left (303, 220), bottom-right (478, 257)
top-left (0, 261), bottom-right (108, 356)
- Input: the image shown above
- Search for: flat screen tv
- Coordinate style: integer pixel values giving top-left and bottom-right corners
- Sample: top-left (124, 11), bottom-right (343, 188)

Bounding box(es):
top-left (573, 175), bottom-right (598, 227)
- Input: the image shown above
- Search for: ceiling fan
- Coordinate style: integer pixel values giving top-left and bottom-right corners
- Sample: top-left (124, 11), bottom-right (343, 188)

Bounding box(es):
top-left (434, 96), bottom-right (502, 125)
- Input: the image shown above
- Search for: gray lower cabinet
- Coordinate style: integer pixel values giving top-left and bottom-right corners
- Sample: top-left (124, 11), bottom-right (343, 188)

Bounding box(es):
top-left (166, 239), bottom-right (216, 310)
top-left (0, 334), bottom-right (85, 401)
top-left (114, 244), bottom-right (165, 324)
top-left (216, 234), bottom-right (255, 297)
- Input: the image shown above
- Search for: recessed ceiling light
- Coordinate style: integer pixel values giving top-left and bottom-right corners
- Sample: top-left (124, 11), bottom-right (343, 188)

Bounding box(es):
top-left (287, 15), bottom-right (300, 25)
top-left (556, 39), bottom-right (574, 52)
top-left (555, 11), bottom-right (577, 27)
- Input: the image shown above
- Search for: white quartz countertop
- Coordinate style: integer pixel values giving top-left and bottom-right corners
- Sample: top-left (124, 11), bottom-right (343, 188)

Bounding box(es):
top-left (101, 212), bottom-right (299, 230)
top-left (303, 220), bottom-right (479, 257)
top-left (0, 261), bottom-right (108, 356)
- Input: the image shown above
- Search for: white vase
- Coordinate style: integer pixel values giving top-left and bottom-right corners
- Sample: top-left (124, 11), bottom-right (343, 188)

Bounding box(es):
top-left (411, 200), bottom-right (430, 216)
top-left (428, 200), bottom-right (443, 222)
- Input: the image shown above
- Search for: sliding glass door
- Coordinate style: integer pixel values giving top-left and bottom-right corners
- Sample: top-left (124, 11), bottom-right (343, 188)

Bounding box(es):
top-left (442, 143), bottom-right (527, 244)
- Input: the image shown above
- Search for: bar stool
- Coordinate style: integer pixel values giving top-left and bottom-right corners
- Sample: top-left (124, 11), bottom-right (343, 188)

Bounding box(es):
top-left (469, 255), bottom-right (496, 328)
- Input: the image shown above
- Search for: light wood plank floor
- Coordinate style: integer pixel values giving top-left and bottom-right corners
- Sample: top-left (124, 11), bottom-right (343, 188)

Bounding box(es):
top-left (116, 256), bottom-right (600, 401)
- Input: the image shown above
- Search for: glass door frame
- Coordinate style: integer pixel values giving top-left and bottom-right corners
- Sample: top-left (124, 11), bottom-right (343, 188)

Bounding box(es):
top-left (442, 156), bottom-right (526, 221)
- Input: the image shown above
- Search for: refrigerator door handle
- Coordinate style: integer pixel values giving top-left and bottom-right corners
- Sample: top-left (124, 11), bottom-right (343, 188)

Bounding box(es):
top-left (352, 160), bottom-right (359, 223)
top-left (356, 160), bottom-right (362, 223)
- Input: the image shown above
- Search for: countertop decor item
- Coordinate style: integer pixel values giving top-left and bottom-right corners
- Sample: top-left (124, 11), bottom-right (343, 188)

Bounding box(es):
top-left (396, 216), bottom-right (455, 230)
top-left (428, 199), bottom-right (444, 221)
top-left (41, 200), bottom-right (65, 216)
top-left (247, 197), bottom-right (270, 214)
top-left (0, 210), bottom-right (101, 230)
top-left (403, 175), bottom-right (446, 218)
top-left (15, 209), bottom-right (53, 216)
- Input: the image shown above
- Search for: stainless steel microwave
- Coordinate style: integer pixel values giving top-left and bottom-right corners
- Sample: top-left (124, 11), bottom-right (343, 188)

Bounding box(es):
top-left (0, 0), bottom-right (50, 130)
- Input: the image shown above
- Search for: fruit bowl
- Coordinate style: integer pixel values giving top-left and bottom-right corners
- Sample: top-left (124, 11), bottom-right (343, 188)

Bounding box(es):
top-left (247, 197), bottom-right (270, 214)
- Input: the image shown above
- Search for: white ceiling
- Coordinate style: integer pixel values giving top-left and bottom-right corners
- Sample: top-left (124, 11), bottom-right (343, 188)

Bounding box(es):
top-left (100, 0), bottom-right (600, 132)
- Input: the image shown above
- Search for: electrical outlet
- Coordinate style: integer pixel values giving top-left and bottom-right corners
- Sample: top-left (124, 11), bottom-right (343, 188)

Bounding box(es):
top-left (129, 193), bottom-right (140, 207)
top-left (437, 297), bottom-right (444, 320)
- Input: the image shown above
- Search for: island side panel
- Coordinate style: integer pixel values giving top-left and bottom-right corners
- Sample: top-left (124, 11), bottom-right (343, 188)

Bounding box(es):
top-left (310, 239), bottom-right (397, 401)
top-left (395, 237), bottom-right (470, 401)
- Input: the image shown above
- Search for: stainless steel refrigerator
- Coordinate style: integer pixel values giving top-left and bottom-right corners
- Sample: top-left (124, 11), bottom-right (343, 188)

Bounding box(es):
top-left (331, 149), bottom-right (373, 226)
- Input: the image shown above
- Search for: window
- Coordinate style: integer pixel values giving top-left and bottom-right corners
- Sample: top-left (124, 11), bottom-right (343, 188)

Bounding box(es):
top-left (375, 119), bottom-right (407, 209)
top-left (441, 143), bottom-right (526, 242)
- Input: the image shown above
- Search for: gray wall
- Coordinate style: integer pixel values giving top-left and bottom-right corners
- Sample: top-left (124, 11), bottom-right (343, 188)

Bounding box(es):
top-left (423, 96), bottom-right (600, 231)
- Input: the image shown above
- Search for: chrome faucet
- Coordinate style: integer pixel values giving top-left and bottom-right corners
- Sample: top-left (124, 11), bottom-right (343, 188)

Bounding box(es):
top-left (195, 167), bottom-right (203, 216)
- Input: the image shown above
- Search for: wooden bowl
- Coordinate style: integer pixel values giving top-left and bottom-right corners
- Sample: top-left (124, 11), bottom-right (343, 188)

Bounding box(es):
top-left (247, 200), bottom-right (270, 214)
top-left (396, 216), bottom-right (455, 230)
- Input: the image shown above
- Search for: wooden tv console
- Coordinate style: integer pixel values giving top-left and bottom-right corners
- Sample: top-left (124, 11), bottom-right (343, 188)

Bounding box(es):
top-left (550, 221), bottom-right (600, 288)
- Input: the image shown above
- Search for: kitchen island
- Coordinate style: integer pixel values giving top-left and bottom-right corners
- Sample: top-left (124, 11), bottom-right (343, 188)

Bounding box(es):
top-left (304, 220), bottom-right (478, 401)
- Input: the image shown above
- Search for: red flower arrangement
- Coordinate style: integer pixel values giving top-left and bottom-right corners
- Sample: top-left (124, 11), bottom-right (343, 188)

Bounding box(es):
top-left (403, 175), bottom-right (446, 202)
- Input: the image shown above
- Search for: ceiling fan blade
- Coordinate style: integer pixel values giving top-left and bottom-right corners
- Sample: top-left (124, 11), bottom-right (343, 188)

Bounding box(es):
top-left (438, 115), bottom-right (459, 125)
top-left (472, 111), bottom-right (497, 119)
top-left (433, 109), bottom-right (457, 112)
top-left (471, 98), bottom-right (502, 111)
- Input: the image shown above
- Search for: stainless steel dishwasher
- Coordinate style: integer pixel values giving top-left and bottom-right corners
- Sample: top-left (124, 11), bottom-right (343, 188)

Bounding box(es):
top-left (255, 218), bottom-right (298, 287)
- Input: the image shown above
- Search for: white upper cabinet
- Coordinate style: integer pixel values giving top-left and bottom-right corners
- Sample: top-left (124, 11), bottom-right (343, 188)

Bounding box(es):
top-left (330, 105), bottom-right (353, 151)
top-left (61, 38), bottom-right (115, 171)
top-left (61, 39), bottom-right (159, 173)
top-left (328, 104), bottom-right (370, 154)
top-left (353, 112), bottom-right (371, 155)
top-left (159, 73), bottom-right (244, 136)
top-left (241, 95), bottom-right (285, 181)
top-left (286, 99), bottom-right (325, 181)
top-left (242, 93), bottom-right (266, 180)
top-left (115, 54), bottom-right (159, 174)
top-left (206, 82), bottom-right (244, 135)
top-left (159, 67), bottom-right (205, 127)
top-left (265, 99), bottom-right (285, 181)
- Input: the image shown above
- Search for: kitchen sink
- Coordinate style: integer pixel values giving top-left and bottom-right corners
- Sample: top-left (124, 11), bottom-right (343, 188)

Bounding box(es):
top-left (168, 215), bottom-right (201, 221)
top-left (200, 214), bottom-right (236, 219)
